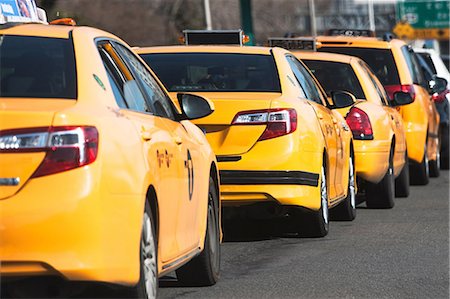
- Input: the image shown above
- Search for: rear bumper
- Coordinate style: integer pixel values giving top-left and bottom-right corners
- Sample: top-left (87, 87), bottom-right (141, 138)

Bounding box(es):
top-left (219, 169), bottom-right (321, 211)
top-left (219, 170), bottom-right (319, 187)
top-left (0, 167), bottom-right (142, 286)
top-left (353, 140), bottom-right (390, 183)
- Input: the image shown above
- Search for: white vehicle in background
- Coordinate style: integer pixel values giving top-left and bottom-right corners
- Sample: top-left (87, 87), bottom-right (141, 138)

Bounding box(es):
top-left (414, 48), bottom-right (450, 95)
top-left (414, 47), bottom-right (450, 170)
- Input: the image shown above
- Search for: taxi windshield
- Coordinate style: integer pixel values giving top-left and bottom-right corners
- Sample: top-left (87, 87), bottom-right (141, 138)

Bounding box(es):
top-left (0, 35), bottom-right (76, 99)
top-left (140, 53), bottom-right (281, 92)
top-left (303, 60), bottom-right (366, 99)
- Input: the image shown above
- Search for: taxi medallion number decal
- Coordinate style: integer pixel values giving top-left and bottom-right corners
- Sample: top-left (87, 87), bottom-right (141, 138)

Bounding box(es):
top-left (185, 150), bottom-right (194, 201)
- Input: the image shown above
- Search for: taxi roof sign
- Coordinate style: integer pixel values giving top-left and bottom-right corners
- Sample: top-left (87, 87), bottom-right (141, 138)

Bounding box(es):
top-left (268, 37), bottom-right (317, 51)
top-left (0, 0), bottom-right (47, 24)
top-left (183, 29), bottom-right (244, 46)
top-left (326, 29), bottom-right (376, 37)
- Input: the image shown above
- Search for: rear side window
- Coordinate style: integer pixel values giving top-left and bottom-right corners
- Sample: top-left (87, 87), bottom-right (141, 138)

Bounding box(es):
top-left (303, 60), bottom-right (366, 99)
top-left (286, 55), bottom-right (326, 104)
top-left (0, 35), bottom-right (76, 99)
top-left (401, 46), bottom-right (427, 86)
top-left (140, 53), bottom-right (281, 93)
top-left (318, 47), bottom-right (400, 86)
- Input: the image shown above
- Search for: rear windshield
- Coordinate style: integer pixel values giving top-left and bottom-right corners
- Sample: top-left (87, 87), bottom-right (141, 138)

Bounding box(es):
top-left (318, 47), bottom-right (400, 86)
top-left (303, 60), bottom-right (365, 99)
top-left (140, 53), bottom-right (281, 92)
top-left (0, 35), bottom-right (76, 99)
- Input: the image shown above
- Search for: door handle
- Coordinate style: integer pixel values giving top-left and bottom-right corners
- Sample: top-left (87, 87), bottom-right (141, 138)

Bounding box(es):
top-left (332, 118), bottom-right (338, 124)
top-left (174, 136), bottom-right (183, 145)
top-left (317, 112), bottom-right (324, 119)
top-left (141, 131), bottom-right (152, 141)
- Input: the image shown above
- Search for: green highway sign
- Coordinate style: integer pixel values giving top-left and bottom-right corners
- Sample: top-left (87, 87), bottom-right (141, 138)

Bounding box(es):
top-left (397, 0), bottom-right (450, 29)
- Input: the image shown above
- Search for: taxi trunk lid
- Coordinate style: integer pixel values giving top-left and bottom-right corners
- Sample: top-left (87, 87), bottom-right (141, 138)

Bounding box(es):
top-left (0, 99), bottom-right (76, 199)
top-left (170, 92), bottom-right (281, 156)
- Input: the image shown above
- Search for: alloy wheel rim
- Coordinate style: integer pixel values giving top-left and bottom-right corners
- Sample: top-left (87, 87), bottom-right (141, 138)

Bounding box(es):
top-left (142, 212), bottom-right (157, 299)
top-left (321, 166), bottom-right (329, 224)
top-left (207, 192), bottom-right (219, 272)
top-left (349, 156), bottom-right (356, 209)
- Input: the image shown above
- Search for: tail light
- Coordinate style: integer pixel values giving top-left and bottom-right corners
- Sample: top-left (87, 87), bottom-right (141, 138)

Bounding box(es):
top-left (0, 126), bottom-right (98, 178)
top-left (345, 107), bottom-right (373, 140)
top-left (432, 89), bottom-right (449, 103)
top-left (232, 108), bottom-right (297, 141)
top-left (384, 84), bottom-right (416, 102)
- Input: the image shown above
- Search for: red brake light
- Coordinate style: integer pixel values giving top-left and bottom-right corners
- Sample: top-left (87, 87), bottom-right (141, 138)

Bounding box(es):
top-left (0, 126), bottom-right (98, 178)
top-left (345, 107), bottom-right (373, 140)
top-left (384, 84), bottom-right (416, 102)
top-left (432, 89), bottom-right (449, 103)
top-left (232, 108), bottom-right (297, 141)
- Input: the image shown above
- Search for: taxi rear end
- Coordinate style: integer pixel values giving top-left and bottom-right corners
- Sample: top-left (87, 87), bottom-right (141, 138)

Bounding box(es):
top-left (297, 51), bottom-right (410, 207)
top-left (317, 36), bottom-right (440, 185)
top-left (138, 46), bottom-right (324, 211)
top-left (0, 24), bottom-right (144, 289)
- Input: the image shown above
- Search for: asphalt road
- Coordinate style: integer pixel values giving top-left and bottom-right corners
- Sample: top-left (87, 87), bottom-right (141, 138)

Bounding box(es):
top-left (159, 170), bottom-right (449, 299)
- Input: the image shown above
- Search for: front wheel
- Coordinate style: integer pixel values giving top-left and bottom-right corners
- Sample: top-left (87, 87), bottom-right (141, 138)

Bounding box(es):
top-left (176, 177), bottom-right (220, 286)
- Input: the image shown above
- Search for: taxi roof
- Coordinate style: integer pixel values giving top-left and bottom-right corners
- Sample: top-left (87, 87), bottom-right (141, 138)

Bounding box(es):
top-left (295, 51), bottom-right (356, 64)
top-left (0, 23), bottom-right (74, 38)
top-left (315, 35), bottom-right (406, 50)
top-left (0, 23), bottom-right (123, 43)
top-left (135, 45), bottom-right (274, 55)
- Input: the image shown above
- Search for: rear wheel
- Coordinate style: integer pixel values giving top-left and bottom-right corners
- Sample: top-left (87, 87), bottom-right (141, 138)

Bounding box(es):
top-left (293, 164), bottom-right (329, 237)
top-left (176, 177), bottom-right (220, 286)
top-left (410, 143), bottom-right (430, 185)
top-left (395, 150), bottom-right (410, 198)
top-left (440, 124), bottom-right (449, 169)
top-left (129, 201), bottom-right (158, 299)
top-left (330, 152), bottom-right (356, 221)
top-left (366, 147), bottom-right (395, 209)
top-left (429, 141), bottom-right (440, 177)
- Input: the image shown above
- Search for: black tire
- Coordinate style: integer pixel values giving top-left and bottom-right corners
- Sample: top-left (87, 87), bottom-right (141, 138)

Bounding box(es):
top-left (440, 124), bottom-right (449, 170)
top-left (429, 151), bottom-right (440, 177)
top-left (293, 163), bottom-right (329, 237)
top-left (176, 177), bottom-right (220, 286)
top-left (366, 147), bottom-right (395, 209)
top-left (395, 150), bottom-right (410, 198)
top-left (330, 152), bottom-right (356, 221)
top-left (410, 144), bottom-right (430, 185)
top-left (129, 201), bottom-right (158, 299)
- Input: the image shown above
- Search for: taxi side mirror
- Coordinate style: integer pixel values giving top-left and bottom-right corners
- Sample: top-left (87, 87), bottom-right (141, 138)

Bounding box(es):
top-left (429, 76), bottom-right (448, 94)
top-left (330, 90), bottom-right (356, 109)
top-left (391, 91), bottom-right (414, 106)
top-left (177, 93), bottom-right (214, 120)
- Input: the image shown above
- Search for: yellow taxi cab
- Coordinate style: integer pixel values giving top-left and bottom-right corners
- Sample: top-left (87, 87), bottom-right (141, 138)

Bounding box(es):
top-left (0, 9), bottom-right (220, 298)
top-left (294, 50), bottom-right (412, 208)
top-left (135, 31), bottom-right (356, 238)
top-left (313, 31), bottom-right (440, 185)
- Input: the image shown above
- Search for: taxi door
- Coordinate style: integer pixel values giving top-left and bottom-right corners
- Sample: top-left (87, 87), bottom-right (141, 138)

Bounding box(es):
top-left (366, 66), bottom-right (407, 157)
top-left (98, 41), bottom-right (189, 263)
top-left (286, 55), bottom-right (341, 199)
top-left (111, 42), bottom-right (205, 256)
